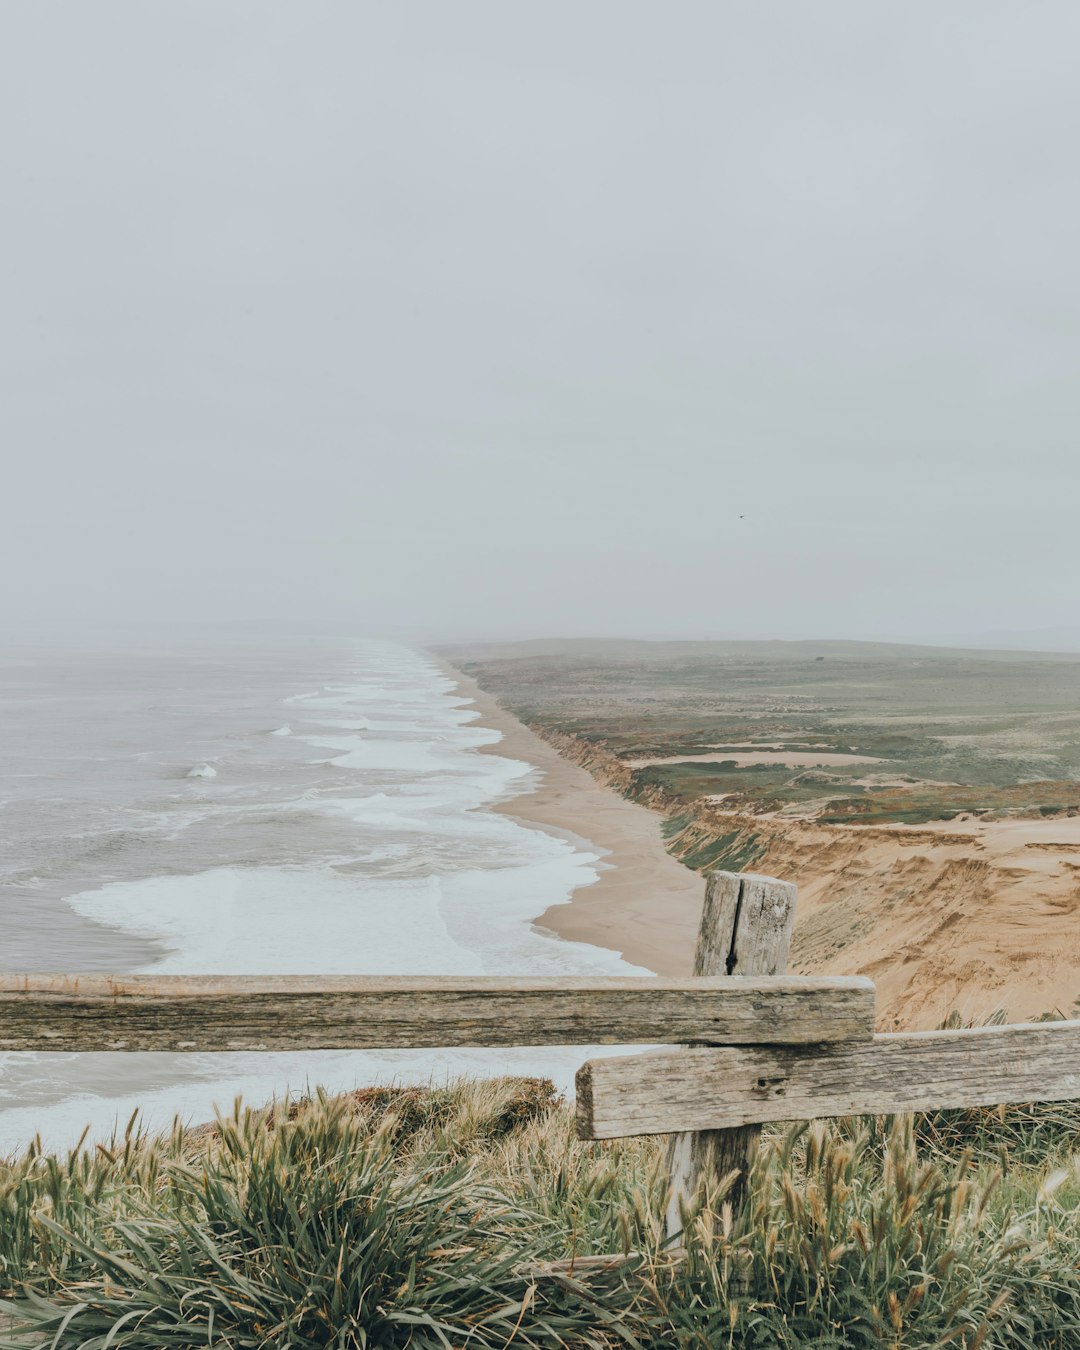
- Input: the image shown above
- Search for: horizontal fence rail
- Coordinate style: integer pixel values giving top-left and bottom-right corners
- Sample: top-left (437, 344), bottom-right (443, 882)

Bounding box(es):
top-left (0, 973), bottom-right (875, 1053)
top-left (577, 1018), bottom-right (1080, 1139)
top-left (6, 868), bottom-right (1078, 1269)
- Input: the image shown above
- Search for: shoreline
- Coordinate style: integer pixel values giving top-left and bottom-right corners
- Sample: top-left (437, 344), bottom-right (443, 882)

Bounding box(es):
top-left (439, 661), bottom-right (704, 976)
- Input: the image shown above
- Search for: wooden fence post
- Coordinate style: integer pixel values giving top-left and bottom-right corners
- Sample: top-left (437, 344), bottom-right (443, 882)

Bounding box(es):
top-left (664, 870), bottom-right (797, 1240)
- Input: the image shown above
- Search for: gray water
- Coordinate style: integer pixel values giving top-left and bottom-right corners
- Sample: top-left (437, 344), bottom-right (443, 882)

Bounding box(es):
top-left (0, 630), bottom-right (647, 1150)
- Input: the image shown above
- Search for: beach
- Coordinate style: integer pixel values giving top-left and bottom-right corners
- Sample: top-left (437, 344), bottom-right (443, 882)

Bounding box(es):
top-left (443, 665), bottom-right (705, 975)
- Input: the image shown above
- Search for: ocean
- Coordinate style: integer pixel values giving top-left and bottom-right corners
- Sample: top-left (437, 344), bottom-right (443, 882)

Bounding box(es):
top-left (0, 632), bottom-right (649, 1151)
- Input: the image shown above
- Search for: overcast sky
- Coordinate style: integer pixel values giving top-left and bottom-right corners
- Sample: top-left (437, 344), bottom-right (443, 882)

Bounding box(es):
top-left (3, 3), bottom-right (1080, 644)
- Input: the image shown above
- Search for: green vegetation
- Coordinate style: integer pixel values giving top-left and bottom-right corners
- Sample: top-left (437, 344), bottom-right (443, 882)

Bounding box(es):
top-left (663, 812), bottom-right (766, 872)
top-left (446, 640), bottom-right (1080, 828)
top-left (4, 1079), bottom-right (1080, 1348)
top-left (638, 764), bottom-right (1080, 826)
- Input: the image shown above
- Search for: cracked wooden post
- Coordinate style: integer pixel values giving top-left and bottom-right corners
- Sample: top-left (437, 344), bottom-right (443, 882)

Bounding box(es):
top-left (664, 870), bottom-right (797, 1240)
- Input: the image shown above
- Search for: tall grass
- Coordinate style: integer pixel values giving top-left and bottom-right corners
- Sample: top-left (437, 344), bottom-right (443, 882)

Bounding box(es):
top-left (2, 1078), bottom-right (1080, 1348)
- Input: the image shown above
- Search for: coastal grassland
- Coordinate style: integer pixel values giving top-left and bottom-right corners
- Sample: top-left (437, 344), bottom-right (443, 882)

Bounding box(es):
top-left (442, 640), bottom-right (1080, 1023)
top-left (440, 639), bottom-right (1080, 828)
top-left (645, 764), bottom-right (1080, 827)
top-left (3, 1079), bottom-right (1080, 1348)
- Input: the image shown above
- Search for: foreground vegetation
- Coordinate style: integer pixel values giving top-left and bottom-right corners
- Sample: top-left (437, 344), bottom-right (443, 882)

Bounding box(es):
top-left (3, 1078), bottom-right (1080, 1348)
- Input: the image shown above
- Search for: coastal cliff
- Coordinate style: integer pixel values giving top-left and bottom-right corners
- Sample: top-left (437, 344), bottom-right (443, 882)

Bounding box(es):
top-left (493, 718), bottom-right (1080, 1032)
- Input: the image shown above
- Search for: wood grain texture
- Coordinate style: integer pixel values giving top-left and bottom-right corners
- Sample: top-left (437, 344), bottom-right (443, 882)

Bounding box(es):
top-left (723, 874), bottom-right (797, 978)
top-left (0, 973), bottom-right (873, 1052)
top-left (579, 1019), bottom-right (1080, 1139)
top-left (691, 871), bottom-right (742, 976)
top-left (664, 871), bottom-right (798, 1236)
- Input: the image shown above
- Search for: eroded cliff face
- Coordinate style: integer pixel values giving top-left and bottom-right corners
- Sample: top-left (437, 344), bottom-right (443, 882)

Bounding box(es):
top-left (528, 726), bottom-right (1080, 1031)
top-left (535, 729), bottom-right (637, 796)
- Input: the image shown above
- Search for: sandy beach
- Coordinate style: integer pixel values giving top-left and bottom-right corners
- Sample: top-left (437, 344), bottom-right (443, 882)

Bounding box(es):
top-left (443, 664), bottom-right (705, 976)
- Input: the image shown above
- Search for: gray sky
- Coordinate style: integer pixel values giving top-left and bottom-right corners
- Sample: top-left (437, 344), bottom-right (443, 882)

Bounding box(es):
top-left (4, 2), bottom-right (1080, 644)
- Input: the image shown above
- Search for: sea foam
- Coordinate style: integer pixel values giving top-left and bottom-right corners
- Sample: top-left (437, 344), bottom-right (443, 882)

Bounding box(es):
top-left (12, 641), bottom-right (651, 1150)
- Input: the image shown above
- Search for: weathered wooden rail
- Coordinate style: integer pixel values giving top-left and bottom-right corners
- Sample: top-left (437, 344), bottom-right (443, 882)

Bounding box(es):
top-left (578, 1019), bottom-right (1080, 1138)
top-left (0, 972), bottom-right (873, 1052)
top-left (4, 869), bottom-right (1080, 1247)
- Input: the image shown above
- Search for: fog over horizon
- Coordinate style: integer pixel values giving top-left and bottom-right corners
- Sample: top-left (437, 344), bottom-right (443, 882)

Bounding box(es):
top-left (4, 3), bottom-right (1080, 649)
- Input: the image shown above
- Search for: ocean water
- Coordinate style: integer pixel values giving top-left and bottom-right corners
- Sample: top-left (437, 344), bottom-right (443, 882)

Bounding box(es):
top-left (0, 633), bottom-right (650, 1151)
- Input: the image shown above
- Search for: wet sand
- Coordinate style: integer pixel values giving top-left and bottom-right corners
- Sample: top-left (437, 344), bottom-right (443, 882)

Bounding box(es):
top-left (0, 893), bottom-right (161, 975)
top-left (443, 665), bottom-right (704, 976)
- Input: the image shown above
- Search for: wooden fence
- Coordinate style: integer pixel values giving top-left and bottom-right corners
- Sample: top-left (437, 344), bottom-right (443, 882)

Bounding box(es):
top-left (4, 870), bottom-right (1080, 1243)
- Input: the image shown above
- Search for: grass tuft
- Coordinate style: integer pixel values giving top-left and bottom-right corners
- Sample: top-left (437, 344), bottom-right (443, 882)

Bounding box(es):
top-left (2, 1078), bottom-right (1080, 1347)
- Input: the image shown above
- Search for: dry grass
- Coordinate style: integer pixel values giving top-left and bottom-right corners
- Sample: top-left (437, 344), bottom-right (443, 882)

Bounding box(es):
top-left (2, 1079), bottom-right (1080, 1347)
